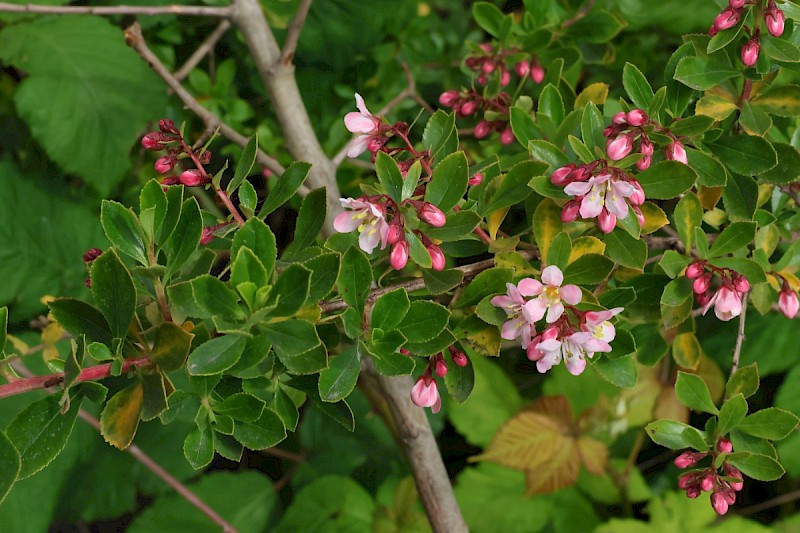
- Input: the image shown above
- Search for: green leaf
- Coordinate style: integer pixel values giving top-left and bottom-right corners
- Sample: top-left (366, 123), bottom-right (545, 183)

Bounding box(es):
top-left (668, 115), bottom-right (716, 137)
top-left (708, 257), bottom-right (766, 284)
top-left (183, 421), bottom-right (214, 470)
top-left (406, 230), bottom-right (432, 269)
top-left (187, 334), bottom-right (247, 376)
top-left (374, 151), bottom-right (404, 203)
top-left (728, 452), bottom-right (785, 481)
top-left (671, 332), bottom-right (702, 370)
top-left (285, 188), bottom-right (326, 254)
top-left (636, 161), bottom-right (698, 199)
top-left (49, 298), bottom-right (113, 346)
top-left (645, 419), bottom-right (701, 450)
top-left (139, 180), bottom-right (167, 241)
top-left (318, 345), bottom-right (361, 402)
top-left (424, 210), bottom-right (481, 241)
top-left (227, 134), bottom-right (258, 193)
top-left (675, 372), bottom-right (719, 414)
top-left (761, 36), bottom-right (800, 63)
top-left (90, 250), bottom-right (136, 339)
top-left (481, 160), bottom-right (546, 215)
top-left (150, 322), bottom-right (193, 372)
top-left (580, 103), bottom-right (605, 154)
top-left (0, 430), bottom-right (20, 506)
top-left (709, 222), bottom-right (756, 258)
top-left (277, 476), bottom-right (375, 532)
top-left (547, 232), bottom-right (572, 270)
top-left (267, 264), bottom-right (311, 317)
top-left (0, 17), bottom-right (166, 193)
top-left (604, 229), bottom-right (647, 270)
top-left (422, 110), bottom-right (458, 162)
top-left (371, 288), bottom-right (410, 331)
top-left (660, 277), bottom-right (693, 328)
top-left (528, 139), bottom-right (571, 170)
top-left (751, 85), bottom-right (800, 117)
top-left (622, 62), bottom-right (654, 110)
top-left (566, 9), bottom-right (625, 43)
top-left (164, 198), bottom-right (202, 280)
top-left (101, 201), bottom-right (148, 266)
top-left (563, 254), bottom-right (614, 285)
top-left (263, 320), bottom-right (326, 374)
top-left (214, 393), bottom-right (266, 423)
top-left (191, 275), bottom-right (244, 319)
top-left (674, 193), bottom-right (703, 251)
top-left (230, 247), bottom-right (268, 289)
top-left (444, 355), bottom-right (474, 404)
top-left (739, 101), bottom-right (772, 136)
top-left (717, 394), bottom-right (748, 436)
top-left (425, 151), bottom-right (469, 211)
top-left (722, 173), bottom-right (759, 221)
top-left (594, 354), bottom-right (638, 388)
top-left (454, 268), bottom-right (512, 308)
top-left (510, 107), bottom-right (542, 148)
top-left (673, 56), bottom-right (738, 90)
top-left (401, 160), bottom-right (422, 201)
top-left (539, 84), bottom-right (565, 125)
top-left (397, 301), bottom-right (450, 342)
top-left (472, 1), bottom-right (506, 37)
top-left (338, 247), bottom-right (372, 315)
top-left (760, 143), bottom-right (800, 184)
top-left (726, 363), bottom-right (759, 400)
top-left (366, 336), bottom-right (416, 376)
top-left (304, 253), bottom-right (340, 301)
top-left (232, 408), bottom-right (286, 449)
top-left (232, 218), bottom-right (277, 277)
top-left (423, 268), bottom-right (465, 294)
top-left (711, 135), bottom-right (778, 175)
top-left (258, 161), bottom-right (310, 218)
top-left (687, 149), bottom-right (727, 187)
top-left (738, 408), bottom-right (800, 441)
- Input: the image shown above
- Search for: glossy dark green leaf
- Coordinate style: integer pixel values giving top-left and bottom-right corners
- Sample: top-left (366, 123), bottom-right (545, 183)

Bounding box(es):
top-left (406, 230), bottom-right (433, 269)
top-left (546, 232), bottom-right (572, 270)
top-left (191, 275), bottom-right (244, 319)
top-left (722, 173), bottom-right (758, 221)
top-left (738, 408), bottom-right (799, 441)
top-left (673, 56), bottom-right (738, 90)
top-left (669, 115), bottom-right (716, 137)
top-left (164, 198), bottom-right (202, 280)
top-left (214, 393), bottom-right (265, 423)
top-left (622, 62), bottom-right (654, 110)
top-left (594, 354), bottom-right (637, 388)
top-left (304, 253), bottom-right (340, 301)
top-left (444, 355), bottom-right (474, 404)
top-left (645, 419), bottom-right (701, 450)
top-left (0, 430), bottom-right (20, 505)
top-left (397, 301), bottom-right (450, 342)
top-left (604, 229), bottom-right (647, 270)
top-left (227, 134), bottom-right (258, 193)
top-left (687, 148), bottom-right (727, 187)
top-left (424, 210), bottom-right (481, 241)
top-left (454, 268), bottom-right (512, 308)
top-left (472, 1), bottom-right (505, 37)
top-left (187, 334), bottom-right (247, 376)
top-left (760, 143), bottom-right (800, 184)
top-left (318, 345), bottom-right (361, 402)
top-left (660, 277), bottom-right (693, 328)
top-left (90, 250), bottom-right (136, 338)
top-left (285, 188), bottom-right (326, 254)
top-left (263, 320), bottom-right (326, 374)
top-left (422, 268), bottom-right (465, 294)
top-left (717, 394), bottom-right (748, 436)
top-left (139, 372), bottom-right (168, 421)
top-left (709, 222), bottom-right (756, 258)
top-left (366, 335), bottom-right (415, 376)
top-left (675, 372), bottom-right (719, 414)
top-left (726, 363), bottom-right (759, 400)
top-left (636, 161), bottom-right (697, 199)
top-left (230, 247), bottom-right (268, 288)
top-left (375, 151), bottom-right (404, 203)
top-left (563, 254), bottom-right (614, 285)
top-left (139, 180), bottom-right (167, 241)
top-left (404, 328), bottom-right (457, 356)
top-left (101, 200), bottom-right (148, 266)
top-left (233, 408), bottom-right (286, 449)
top-left (510, 107), bottom-right (542, 148)
top-left (711, 135), bottom-right (778, 175)
top-left (338, 247), bottom-right (372, 315)
top-left (258, 161), bottom-right (310, 218)
top-left (481, 160), bottom-right (546, 215)
top-left (371, 288), bottom-right (410, 331)
top-left (267, 264), bottom-right (311, 317)
top-left (183, 420), bottom-right (214, 470)
top-left (425, 151), bottom-right (469, 212)
top-left (728, 452), bottom-right (785, 481)
top-left (232, 218), bottom-right (277, 277)
top-left (49, 298), bottom-right (113, 346)
top-left (422, 110), bottom-right (458, 163)
top-left (761, 37), bottom-right (800, 63)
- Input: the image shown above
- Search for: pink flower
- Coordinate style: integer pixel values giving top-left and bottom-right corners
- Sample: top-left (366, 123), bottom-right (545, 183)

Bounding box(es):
top-left (741, 38), bottom-right (760, 67)
top-left (535, 331), bottom-right (594, 376)
top-left (522, 266), bottom-right (583, 324)
top-left (581, 307), bottom-right (623, 353)
top-left (344, 93), bottom-right (381, 158)
top-left (666, 141), bottom-right (689, 164)
top-left (410, 374), bottom-right (441, 413)
top-left (333, 198), bottom-right (390, 254)
top-left (491, 280), bottom-right (542, 349)
top-left (564, 171), bottom-right (637, 221)
top-left (702, 285), bottom-right (743, 321)
top-left (778, 285), bottom-right (799, 319)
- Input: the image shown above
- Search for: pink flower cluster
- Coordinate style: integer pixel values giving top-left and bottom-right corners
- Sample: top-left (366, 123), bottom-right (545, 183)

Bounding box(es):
top-left (409, 346), bottom-right (468, 413)
top-left (439, 90), bottom-right (515, 144)
top-left (344, 93), bottom-right (393, 158)
top-left (464, 43), bottom-right (545, 87)
top-left (604, 108), bottom-right (688, 169)
top-left (141, 119), bottom-right (213, 188)
top-left (551, 161), bottom-right (646, 234)
top-left (490, 266), bottom-right (624, 376)
top-left (685, 262), bottom-right (749, 321)
top-left (709, 1), bottom-right (784, 67)
top-left (675, 438), bottom-right (744, 515)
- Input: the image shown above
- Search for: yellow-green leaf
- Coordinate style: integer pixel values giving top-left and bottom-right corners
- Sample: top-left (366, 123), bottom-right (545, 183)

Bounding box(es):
top-left (100, 382), bottom-right (143, 449)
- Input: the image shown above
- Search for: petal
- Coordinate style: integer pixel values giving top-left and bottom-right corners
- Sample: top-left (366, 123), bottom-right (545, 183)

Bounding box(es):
top-left (612, 180), bottom-right (636, 197)
top-left (491, 295), bottom-right (516, 310)
top-left (559, 284), bottom-right (582, 305)
top-left (507, 283), bottom-right (524, 304)
top-left (431, 394), bottom-right (442, 414)
top-left (564, 181), bottom-right (592, 196)
top-left (501, 319), bottom-right (522, 340)
top-left (605, 191), bottom-right (629, 219)
top-left (517, 278), bottom-right (543, 297)
top-left (354, 93), bottom-right (370, 117)
top-left (541, 265), bottom-right (564, 287)
top-left (564, 353), bottom-right (587, 376)
top-left (346, 136), bottom-right (371, 158)
top-left (584, 338), bottom-right (612, 352)
top-left (378, 220), bottom-right (390, 249)
top-left (701, 292), bottom-right (718, 316)
top-left (536, 351), bottom-right (561, 373)
top-left (545, 301), bottom-right (564, 323)
top-left (519, 323), bottom-right (533, 349)
top-left (359, 227), bottom-right (380, 254)
top-left (345, 112), bottom-right (376, 134)
top-left (537, 339), bottom-right (562, 352)
top-left (523, 299), bottom-right (547, 323)
top-left (333, 211), bottom-right (361, 233)
top-left (579, 194), bottom-right (603, 219)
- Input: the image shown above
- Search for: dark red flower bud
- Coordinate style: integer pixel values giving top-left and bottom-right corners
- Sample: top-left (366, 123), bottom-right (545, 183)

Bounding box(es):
top-left (200, 227), bottom-right (216, 245)
top-left (82, 248), bottom-right (103, 263)
top-left (733, 274), bottom-right (750, 293)
top-left (180, 169), bottom-right (204, 187)
top-left (386, 224), bottom-right (403, 246)
top-left (158, 119), bottom-right (180, 135)
top-left (439, 90), bottom-right (459, 107)
top-left (474, 120), bottom-right (491, 139)
top-left (154, 156), bottom-right (175, 174)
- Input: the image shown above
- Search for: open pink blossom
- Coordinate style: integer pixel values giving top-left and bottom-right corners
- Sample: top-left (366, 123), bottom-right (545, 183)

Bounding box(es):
top-left (521, 266), bottom-right (582, 324)
top-left (490, 279), bottom-right (542, 348)
top-left (564, 171), bottom-right (637, 221)
top-left (581, 307), bottom-right (623, 353)
top-left (535, 331), bottom-right (593, 376)
top-left (333, 198), bottom-right (390, 254)
top-left (702, 285), bottom-right (743, 321)
top-left (344, 93), bottom-right (381, 157)
top-left (410, 374), bottom-right (441, 413)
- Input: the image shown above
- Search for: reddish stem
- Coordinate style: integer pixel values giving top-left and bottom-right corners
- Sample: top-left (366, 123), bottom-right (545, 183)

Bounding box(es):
top-left (179, 138), bottom-right (246, 226)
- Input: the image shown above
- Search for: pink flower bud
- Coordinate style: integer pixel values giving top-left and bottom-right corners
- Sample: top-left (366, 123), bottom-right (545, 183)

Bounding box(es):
top-left (390, 241), bottom-right (409, 270)
top-left (766, 8), bottom-right (785, 37)
top-left (633, 205), bottom-right (646, 227)
top-left (685, 262), bottom-right (705, 280)
top-left (479, 43), bottom-right (493, 53)
top-left (612, 112), bottom-right (628, 125)
top-left (419, 203), bottom-right (447, 227)
top-left (474, 120), bottom-right (491, 139)
top-left (500, 68), bottom-right (511, 87)
top-left (714, 7), bottom-right (741, 31)
top-left (561, 200), bottom-right (581, 223)
top-left (570, 166), bottom-right (592, 182)
top-left (693, 273), bottom-right (712, 294)
top-left (399, 348), bottom-right (412, 356)
top-left (386, 224), bottom-right (403, 245)
top-left (459, 100), bottom-right (478, 116)
top-left (695, 290), bottom-right (713, 306)
top-left (427, 244), bottom-right (446, 271)
top-left (724, 465), bottom-right (744, 491)
top-left (367, 138), bottom-right (385, 153)
top-left (469, 173), bottom-right (484, 186)
top-left (477, 74), bottom-right (488, 85)
top-left (779, 285), bottom-right (800, 318)
top-left (142, 132), bottom-right (170, 150)
top-left (500, 127), bottom-right (515, 145)
top-left (434, 355), bottom-right (448, 377)
top-left (82, 248), bottom-right (103, 263)
top-left (686, 486), bottom-right (701, 499)
top-left (179, 169), bottom-right (203, 187)
top-left (197, 150), bottom-right (212, 165)
top-left (154, 156), bottom-right (175, 174)
top-left (711, 492), bottom-right (729, 515)
top-left (629, 180), bottom-right (645, 206)
top-left (515, 60), bottom-right (530, 78)
top-left (636, 155), bottom-right (652, 171)
top-left (481, 61), bottom-right (495, 74)
top-left (741, 37), bottom-right (760, 67)
top-left (410, 375), bottom-right (441, 413)
top-left (666, 141), bottom-right (688, 164)
top-left (439, 90), bottom-right (459, 107)
top-left (678, 473), bottom-right (696, 490)
top-left (733, 274), bottom-right (750, 293)
top-left (551, 164), bottom-right (576, 185)
top-left (161, 175), bottom-right (180, 186)
top-left (717, 438), bottom-right (734, 454)
top-left (158, 119), bottom-right (180, 135)
top-left (598, 209), bottom-right (617, 233)
top-left (701, 474), bottom-right (716, 493)
top-left (200, 227), bottom-right (215, 245)
top-left (675, 452), bottom-right (704, 469)
top-left (639, 137), bottom-right (654, 157)
top-left (626, 109), bottom-right (648, 127)
top-left (603, 126), bottom-right (616, 138)
top-left (729, 0), bottom-right (746, 8)
top-left (606, 134), bottom-right (634, 161)
top-left (449, 347), bottom-right (468, 367)
top-left (708, 24), bottom-right (720, 37)
top-left (531, 63), bottom-right (545, 84)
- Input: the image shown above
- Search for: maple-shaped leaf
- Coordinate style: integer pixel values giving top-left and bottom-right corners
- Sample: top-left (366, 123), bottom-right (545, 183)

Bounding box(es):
top-left (473, 395), bottom-right (609, 495)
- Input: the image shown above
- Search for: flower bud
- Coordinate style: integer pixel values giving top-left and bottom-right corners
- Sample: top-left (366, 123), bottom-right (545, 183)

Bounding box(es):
top-left (612, 112), bottom-right (628, 125)
top-left (459, 100), bottom-right (478, 116)
top-left (481, 61), bottom-right (495, 74)
top-left (390, 240), bottom-right (409, 270)
top-left (666, 141), bottom-right (688, 164)
top-left (200, 226), bottom-right (216, 245)
top-left (449, 347), bottom-right (468, 367)
top-left (515, 60), bottom-right (530, 78)
top-left (674, 451), bottom-right (704, 469)
top-left (606, 133), bottom-right (634, 161)
top-left (695, 290), bottom-right (713, 307)
top-left (717, 438), bottom-right (734, 454)
top-left (729, 0), bottom-right (746, 8)
top-left (598, 209), bottom-right (617, 234)
top-left (626, 109), bottom-right (648, 127)
top-left (779, 285), bottom-right (800, 319)
top-left (636, 155), bottom-right (652, 171)
top-left (439, 90), bottom-right (459, 107)
top-left (500, 68), bottom-right (511, 87)
top-left (686, 486), bottom-right (701, 499)
top-left (629, 180), bottom-right (645, 206)
top-left (603, 126), bottom-right (615, 138)
top-left (531, 63), bottom-right (545, 84)
top-left (741, 37), bottom-right (760, 67)
top-left (179, 169), bottom-right (203, 187)
top-left (766, 7), bottom-right (785, 37)
top-left (693, 272), bottom-right (712, 294)
top-left (500, 127), bottom-right (515, 145)
top-left (469, 173), bottom-right (484, 186)
top-left (561, 200), bottom-right (581, 223)
top-left (639, 137), bottom-right (654, 157)
top-left (410, 375), bottom-right (440, 413)
top-left (724, 464), bottom-right (744, 491)
top-left (158, 119), bottom-right (180, 135)
top-left (154, 156), bottom-right (175, 174)
top-left (714, 7), bottom-right (741, 31)
top-left (434, 355), bottom-right (449, 377)
top-left (708, 24), bottom-right (719, 37)
top-left (711, 492), bottom-right (729, 515)
top-left (161, 175), bottom-right (180, 186)
top-left (399, 348), bottom-right (412, 356)
top-left (685, 262), bottom-right (705, 280)
top-left (474, 120), bottom-right (491, 139)
top-left (678, 473), bottom-right (696, 490)
top-left (82, 248), bottom-right (103, 263)
top-left (427, 244), bottom-right (446, 271)
top-left (197, 150), bottom-right (212, 165)
top-left (386, 224), bottom-right (403, 245)
top-left (419, 203), bottom-right (447, 227)
top-left (551, 164), bottom-right (576, 185)
top-left (479, 43), bottom-right (493, 53)
top-left (733, 274), bottom-right (750, 293)
top-left (142, 132), bottom-right (170, 150)
top-left (700, 474), bottom-right (715, 493)
top-left (477, 74), bottom-right (488, 85)
top-left (632, 205), bottom-right (646, 228)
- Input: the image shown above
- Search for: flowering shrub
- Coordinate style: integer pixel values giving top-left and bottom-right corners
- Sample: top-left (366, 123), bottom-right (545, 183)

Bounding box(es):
top-left (1, 0), bottom-right (800, 531)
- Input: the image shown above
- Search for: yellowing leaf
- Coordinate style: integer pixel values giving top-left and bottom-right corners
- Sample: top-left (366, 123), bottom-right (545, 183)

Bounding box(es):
top-left (6, 335), bottom-right (29, 355)
top-left (465, 326), bottom-right (501, 357)
top-left (532, 199), bottom-right (562, 264)
top-left (575, 82), bottom-right (610, 108)
top-left (494, 251), bottom-right (538, 276)
top-left (697, 186), bottom-right (723, 210)
top-left (639, 202), bottom-right (669, 234)
top-left (779, 271), bottom-right (800, 292)
top-left (474, 409), bottom-right (566, 470)
top-left (672, 332), bottom-right (702, 370)
top-left (100, 381), bottom-right (143, 449)
top-left (487, 207), bottom-right (510, 240)
top-left (696, 94), bottom-right (738, 121)
top-left (524, 442), bottom-right (579, 496)
top-left (568, 236), bottom-right (605, 263)
top-left (577, 437), bottom-right (608, 476)
top-left (757, 184), bottom-right (773, 207)
top-left (41, 322), bottom-right (64, 346)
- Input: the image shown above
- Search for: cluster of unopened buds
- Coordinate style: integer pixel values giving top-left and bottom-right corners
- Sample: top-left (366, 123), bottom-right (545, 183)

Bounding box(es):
top-left (685, 261), bottom-right (749, 321)
top-left (777, 278), bottom-right (799, 319)
top-left (709, 0), bottom-right (785, 67)
top-left (490, 266), bottom-right (623, 376)
top-left (464, 43), bottom-right (545, 87)
top-left (551, 160), bottom-right (646, 234)
top-left (675, 438), bottom-right (744, 515)
top-left (438, 89), bottom-right (515, 144)
top-left (142, 119), bottom-right (213, 188)
top-left (409, 346), bottom-right (468, 412)
top-left (604, 109), bottom-right (688, 168)
top-left (81, 247), bottom-right (103, 287)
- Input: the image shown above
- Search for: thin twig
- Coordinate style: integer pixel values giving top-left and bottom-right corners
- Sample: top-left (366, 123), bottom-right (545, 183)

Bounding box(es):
top-left (730, 293), bottom-right (748, 377)
top-left (280, 0), bottom-right (313, 65)
top-left (174, 20), bottom-right (232, 82)
top-left (561, 0), bottom-right (596, 29)
top-left (261, 446), bottom-right (304, 463)
top-left (0, 2), bottom-right (233, 16)
top-left (124, 22), bottom-right (286, 178)
top-left (734, 487), bottom-right (800, 516)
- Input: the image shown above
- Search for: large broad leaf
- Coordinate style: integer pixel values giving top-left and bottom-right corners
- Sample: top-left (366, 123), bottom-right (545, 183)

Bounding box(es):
top-left (0, 17), bottom-right (166, 194)
top-left (0, 162), bottom-right (106, 317)
top-left (277, 476), bottom-right (375, 532)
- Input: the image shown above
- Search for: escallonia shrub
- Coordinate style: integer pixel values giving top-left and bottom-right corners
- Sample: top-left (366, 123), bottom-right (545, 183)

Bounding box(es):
top-left (2, 0), bottom-right (800, 529)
